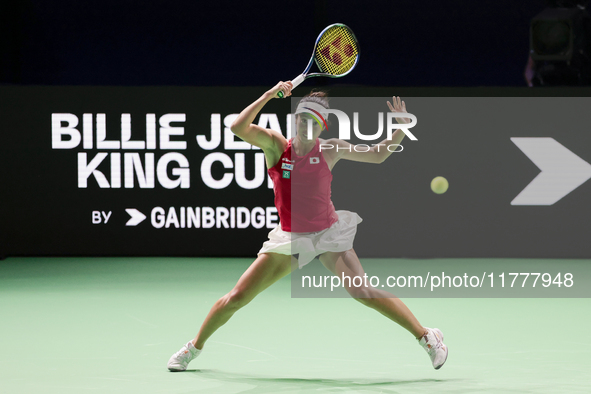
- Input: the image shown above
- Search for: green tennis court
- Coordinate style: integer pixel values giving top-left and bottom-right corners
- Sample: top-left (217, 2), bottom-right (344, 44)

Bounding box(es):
top-left (1, 257), bottom-right (590, 393)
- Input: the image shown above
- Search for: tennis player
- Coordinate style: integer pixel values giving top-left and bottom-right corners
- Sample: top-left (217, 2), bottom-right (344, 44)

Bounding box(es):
top-left (168, 82), bottom-right (448, 371)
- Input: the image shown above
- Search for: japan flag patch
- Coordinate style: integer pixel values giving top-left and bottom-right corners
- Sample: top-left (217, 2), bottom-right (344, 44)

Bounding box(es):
top-left (310, 157), bottom-right (320, 164)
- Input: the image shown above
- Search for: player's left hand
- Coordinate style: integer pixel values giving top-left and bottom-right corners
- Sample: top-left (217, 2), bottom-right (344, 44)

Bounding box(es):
top-left (387, 96), bottom-right (410, 124)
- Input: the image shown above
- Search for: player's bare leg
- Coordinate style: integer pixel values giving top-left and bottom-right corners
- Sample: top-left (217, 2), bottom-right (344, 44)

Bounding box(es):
top-left (319, 249), bottom-right (425, 338)
top-left (193, 252), bottom-right (295, 349)
top-left (167, 252), bottom-right (294, 371)
top-left (319, 249), bottom-right (448, 369)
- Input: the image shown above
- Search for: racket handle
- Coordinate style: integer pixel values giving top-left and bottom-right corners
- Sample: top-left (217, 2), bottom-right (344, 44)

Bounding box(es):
top-left (277, 74), bottom-right (305, 98)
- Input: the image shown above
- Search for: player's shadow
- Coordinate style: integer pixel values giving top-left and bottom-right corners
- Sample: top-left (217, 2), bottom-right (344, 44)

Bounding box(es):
top-left (183, 369), bottom-right (456, 393)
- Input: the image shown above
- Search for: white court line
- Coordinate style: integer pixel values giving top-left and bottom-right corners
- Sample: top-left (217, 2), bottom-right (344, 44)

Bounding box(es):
top-left (86, 377), bottom-right (143, 383)
top-left (209, 340), bottom-right (278, 359)
top-left (246, 359), bottom-right (276, 362)
top-left (126, 314), bottom-right (159, 328)
top-left (287, 356), bottom-right (373, 363)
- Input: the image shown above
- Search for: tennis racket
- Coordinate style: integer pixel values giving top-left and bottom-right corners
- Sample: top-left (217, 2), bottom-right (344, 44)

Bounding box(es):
top-left (277, 23), bottom-right (360, 98)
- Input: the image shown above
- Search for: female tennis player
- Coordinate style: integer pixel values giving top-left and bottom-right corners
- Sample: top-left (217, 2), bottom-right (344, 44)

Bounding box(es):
top-left (168, 82), bottom-right (448, 371)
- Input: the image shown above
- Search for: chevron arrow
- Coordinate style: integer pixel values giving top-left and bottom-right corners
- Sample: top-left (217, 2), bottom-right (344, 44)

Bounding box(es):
top-left (511, 137), bottom-right (591, 205)
top-left (125, 208), bottom-right (146, 226)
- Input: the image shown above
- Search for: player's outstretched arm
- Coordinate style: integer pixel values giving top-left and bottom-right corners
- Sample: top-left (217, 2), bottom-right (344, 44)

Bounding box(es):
top-left (230, 81), bottom-right (293, 150)
top-left (383, 95), bottom-right (411, 151)
top-left (328, 96), bottom-right (411, 165)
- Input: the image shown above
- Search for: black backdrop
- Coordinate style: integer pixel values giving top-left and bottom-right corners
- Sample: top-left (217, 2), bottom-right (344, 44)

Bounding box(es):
top-left (1, 0), bottom-right (543, 87)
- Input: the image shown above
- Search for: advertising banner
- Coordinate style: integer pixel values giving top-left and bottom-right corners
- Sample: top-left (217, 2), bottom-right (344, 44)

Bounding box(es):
top-left (2, 87), bottom-right (591, 258)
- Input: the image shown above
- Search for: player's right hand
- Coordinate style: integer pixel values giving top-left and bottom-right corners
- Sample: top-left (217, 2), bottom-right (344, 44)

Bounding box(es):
top-left (269, 81), bottom-right (293, 98)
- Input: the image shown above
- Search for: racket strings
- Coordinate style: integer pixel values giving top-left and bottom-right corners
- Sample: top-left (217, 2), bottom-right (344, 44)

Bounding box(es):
top-left (314, 26), bottom-right (359, 76)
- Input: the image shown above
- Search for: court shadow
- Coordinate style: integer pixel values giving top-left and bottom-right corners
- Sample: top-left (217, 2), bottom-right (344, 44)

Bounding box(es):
top-left (184, 369), bottom-right (457, 393)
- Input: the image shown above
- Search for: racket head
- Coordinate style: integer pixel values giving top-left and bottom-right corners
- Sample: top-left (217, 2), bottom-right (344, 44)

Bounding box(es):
top-left (278, 23), bottom-right (359, 98)
top-left (312, 24), bottom-right (360, 78)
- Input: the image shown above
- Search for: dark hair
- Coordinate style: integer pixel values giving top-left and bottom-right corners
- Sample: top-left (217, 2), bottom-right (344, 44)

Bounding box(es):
top-left (298, 89), bottom-right (330, 109)
top-left (297, 90), bottom-right (331, 130)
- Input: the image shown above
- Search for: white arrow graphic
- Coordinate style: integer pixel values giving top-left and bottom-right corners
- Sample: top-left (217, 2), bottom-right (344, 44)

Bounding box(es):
top-left (511, 137), bottom-right (591, 205)
top-left (125, 209), bottom-right (146, 226)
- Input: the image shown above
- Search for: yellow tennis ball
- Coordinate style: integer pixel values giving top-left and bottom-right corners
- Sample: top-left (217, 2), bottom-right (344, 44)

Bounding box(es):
top-left (431, 176), bottom-right (449, 194)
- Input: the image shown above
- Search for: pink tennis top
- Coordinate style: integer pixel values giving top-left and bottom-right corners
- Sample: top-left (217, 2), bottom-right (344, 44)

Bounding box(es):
top-left (268, 138), bottom-right (339, 233)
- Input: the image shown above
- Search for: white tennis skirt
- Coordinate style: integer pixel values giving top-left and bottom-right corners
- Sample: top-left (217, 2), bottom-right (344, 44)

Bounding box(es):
top-left (257, 210), bottom-right (363, 269)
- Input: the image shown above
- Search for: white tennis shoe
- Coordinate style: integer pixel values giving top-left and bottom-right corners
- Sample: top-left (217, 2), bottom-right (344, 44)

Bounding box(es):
top-left (418, 327), bottom-right (448, 370)
top-left (167, 341), bottom-right (201, 371)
